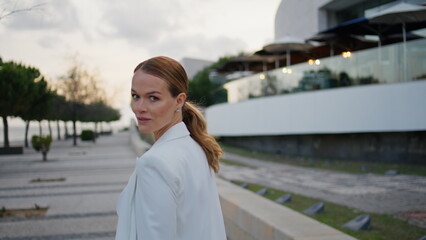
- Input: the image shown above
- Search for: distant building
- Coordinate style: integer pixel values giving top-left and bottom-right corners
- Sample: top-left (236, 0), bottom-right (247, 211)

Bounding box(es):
top-left (206, 0), bottom-right (426, 163)
top-left (274, 0), bottom-right (424, 41)
top-left (180, 57), bottom-right (213, 80)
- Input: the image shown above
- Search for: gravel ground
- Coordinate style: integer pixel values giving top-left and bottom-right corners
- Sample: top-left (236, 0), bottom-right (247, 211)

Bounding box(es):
top-left (219, 152), bottom-right (426, 228)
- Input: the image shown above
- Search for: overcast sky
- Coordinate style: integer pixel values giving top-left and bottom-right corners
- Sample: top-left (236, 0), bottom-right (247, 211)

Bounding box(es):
top-left (0, 0), bottom-right (281, 126)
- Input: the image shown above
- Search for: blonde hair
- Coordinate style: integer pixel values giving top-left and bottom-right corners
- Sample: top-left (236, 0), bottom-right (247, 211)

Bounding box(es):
top-left (134, 56), bottom-right (223, 173)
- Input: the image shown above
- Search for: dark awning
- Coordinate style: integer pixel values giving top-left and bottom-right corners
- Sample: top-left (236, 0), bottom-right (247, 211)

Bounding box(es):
top-left (320, 17), bottom-right (426, 37)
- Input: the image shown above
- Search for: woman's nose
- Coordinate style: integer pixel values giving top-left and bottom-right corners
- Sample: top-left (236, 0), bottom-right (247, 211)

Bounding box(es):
top-left (133, 99), bottom-right (147, 112)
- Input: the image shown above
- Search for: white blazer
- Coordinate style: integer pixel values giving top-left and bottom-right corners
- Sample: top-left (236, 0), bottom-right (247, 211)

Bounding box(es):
top-left (115, 122), bottom-right (227, 240)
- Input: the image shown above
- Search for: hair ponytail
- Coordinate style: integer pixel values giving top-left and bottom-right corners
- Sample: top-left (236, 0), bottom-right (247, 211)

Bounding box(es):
top-left (182, 102), bottom-right (222, 173)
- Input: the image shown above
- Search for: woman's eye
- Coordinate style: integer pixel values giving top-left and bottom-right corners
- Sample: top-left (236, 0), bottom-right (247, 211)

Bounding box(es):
top-left (131, 94), bottom-right (139, 99)
top-left (149, 96), bottom-right (159, 101)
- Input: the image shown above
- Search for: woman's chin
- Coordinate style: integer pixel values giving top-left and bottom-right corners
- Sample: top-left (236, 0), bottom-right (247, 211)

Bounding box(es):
top-left (137, 126), bottom-right (152, 134)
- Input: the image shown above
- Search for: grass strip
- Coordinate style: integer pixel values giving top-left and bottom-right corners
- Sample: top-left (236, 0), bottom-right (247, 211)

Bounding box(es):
top-left (221, 144), bottom-right (426, 177)
top-left (228, 179), bottom-right (426, 240)
top-left (220, 158), bottom-right (257, 169)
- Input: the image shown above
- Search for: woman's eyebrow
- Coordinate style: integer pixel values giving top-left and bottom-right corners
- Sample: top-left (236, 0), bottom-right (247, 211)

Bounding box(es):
top-left (131, 89), bottom-right (161, 95)
top-left (145, 91), bottom-right (162, 95)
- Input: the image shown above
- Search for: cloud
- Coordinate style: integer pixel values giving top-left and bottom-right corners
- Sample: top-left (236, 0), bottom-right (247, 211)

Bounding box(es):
top-left (98, 0), bottom-right (184, 45)
top-left (148, 33), bottom-right (248, 60)
top-left (93, 0), bottom-right (249, 60)
top-left (3, 0), bottom-right (80, 32)
top-left (37, 34), bottom-right (61, 48)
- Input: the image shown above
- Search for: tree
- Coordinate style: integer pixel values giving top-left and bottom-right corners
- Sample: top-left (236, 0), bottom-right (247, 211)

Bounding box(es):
top-left (102, 104), bottom-right (121, 130)
top-left (0, 3), bottom-right (44, 21)
top-left (78, 101), bottom-right (121, 140)
top-left (20, 77), bottom-right (54, 147)
top-left (31, 135), bottom-right (52, 161)
top-left (188, 56), bottom-right (230, 107)
top-left (58, 60), bottom-right (105, 146)
top-left (60, 100), bottom-right (74, 139)
top-left (0, 59), bottom-right (41, 148)
top-left (49, 94), bottom-right (68, 140)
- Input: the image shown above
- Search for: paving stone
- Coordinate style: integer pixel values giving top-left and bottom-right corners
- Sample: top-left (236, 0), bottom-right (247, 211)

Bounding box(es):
top-left (0, 132), bottom-right (136, 240)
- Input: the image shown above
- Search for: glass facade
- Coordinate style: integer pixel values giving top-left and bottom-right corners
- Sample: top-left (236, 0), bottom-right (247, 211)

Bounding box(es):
top-left (224, 38), bottom-right (426, 103)
top-left (335, 0), bottom-right (395, 24)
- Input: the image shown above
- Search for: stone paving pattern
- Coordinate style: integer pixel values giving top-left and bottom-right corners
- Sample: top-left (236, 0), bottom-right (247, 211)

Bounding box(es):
top-left (1, 131), bottom-right (425, 240)
top-left (0, 132), bottom-right (136, 240)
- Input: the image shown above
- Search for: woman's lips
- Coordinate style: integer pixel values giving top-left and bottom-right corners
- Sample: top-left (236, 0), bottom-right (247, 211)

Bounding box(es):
top-left (137, 116), bottom-right (151, 123)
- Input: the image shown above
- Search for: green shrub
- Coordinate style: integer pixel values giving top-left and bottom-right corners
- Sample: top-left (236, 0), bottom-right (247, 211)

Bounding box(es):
top-left (81, 130), bottom-right (95, 141)
top-left (31, 135), bottom-right (41, 151)
top-left (31, 135), bottom-right (52, 161)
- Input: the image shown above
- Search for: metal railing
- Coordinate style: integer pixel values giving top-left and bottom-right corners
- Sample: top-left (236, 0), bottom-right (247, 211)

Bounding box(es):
top-left (224, 38), bottom-right (426, 103)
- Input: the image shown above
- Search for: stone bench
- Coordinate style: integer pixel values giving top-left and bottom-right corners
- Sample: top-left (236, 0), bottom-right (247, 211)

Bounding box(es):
top-left (216, 178), bottom-right (357, 240)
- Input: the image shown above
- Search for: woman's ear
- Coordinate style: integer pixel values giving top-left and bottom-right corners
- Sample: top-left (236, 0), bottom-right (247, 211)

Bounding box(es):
top-left (176, 92), bottom-right (187, 108)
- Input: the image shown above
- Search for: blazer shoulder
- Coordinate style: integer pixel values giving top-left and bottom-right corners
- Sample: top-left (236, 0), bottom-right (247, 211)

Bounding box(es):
top-left (148, 135), bottom-right (192, 161)
top-left (135, 143), bottom-right (186, 195)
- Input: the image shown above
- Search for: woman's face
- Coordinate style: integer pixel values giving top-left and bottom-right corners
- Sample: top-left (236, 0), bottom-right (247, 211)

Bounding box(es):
top-left (131, 70), bottom-right (185, 140)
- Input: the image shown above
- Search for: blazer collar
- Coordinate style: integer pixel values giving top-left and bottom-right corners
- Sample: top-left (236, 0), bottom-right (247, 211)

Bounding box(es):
top-left (153, 122), bottom-right (190, 147)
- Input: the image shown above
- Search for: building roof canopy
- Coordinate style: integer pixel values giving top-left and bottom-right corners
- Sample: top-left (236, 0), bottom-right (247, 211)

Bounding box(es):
top-left (321, 16), bottom-right (426, 37)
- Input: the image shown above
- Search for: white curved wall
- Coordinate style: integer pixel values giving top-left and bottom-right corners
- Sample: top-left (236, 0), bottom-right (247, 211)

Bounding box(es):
top-left (206, 81), bottom-right (426, 136)
top-left (274, 0), bottom-right (323, 40)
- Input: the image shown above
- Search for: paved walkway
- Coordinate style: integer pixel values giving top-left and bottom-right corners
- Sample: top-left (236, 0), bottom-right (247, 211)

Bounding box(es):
top-left (1, 130), bottom-right (426, 239)
top-left (0, 131), bottom-right (136, 240)
top-left (219, 152), bottom-right (426, 218)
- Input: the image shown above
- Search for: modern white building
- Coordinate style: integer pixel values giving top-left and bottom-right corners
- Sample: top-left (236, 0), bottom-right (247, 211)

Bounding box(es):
top-left (180, 57), bottom-right (213, 80)
top-left (274, 0), bottom-right (425, 41)
top-left (206, 0), bottom-right (426, 163)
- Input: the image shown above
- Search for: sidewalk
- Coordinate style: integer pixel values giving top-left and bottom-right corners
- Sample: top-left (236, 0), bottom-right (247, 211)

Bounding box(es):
top-left (0, 131), bottom-right (136, 240)
top-left (1, 130), bottom-right (425, 239)
top-left (219, 152), bottom-right (426, 218)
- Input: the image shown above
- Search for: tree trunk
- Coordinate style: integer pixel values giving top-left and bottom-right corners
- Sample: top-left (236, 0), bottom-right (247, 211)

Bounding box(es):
top-left (64, 121), bottom-right (69, 139)
top-left (56, 120), bottom-right (61, 140)
top-left (25, 121), bottom-right (30, 148)
top-left (93, 122), bottom-right (97, 143)
top-left (39, 121), bottom-right (42, 136)
top-left (72, 120), bottom-right (77, 146)
top-left (42, 150), bottom-right (47, 161)
top-left (2, 116), bottom-right (10, 148)
top-left (72, 102), bottom-right (77, 146)
top-left (48, 120), bottom-right (52, 138)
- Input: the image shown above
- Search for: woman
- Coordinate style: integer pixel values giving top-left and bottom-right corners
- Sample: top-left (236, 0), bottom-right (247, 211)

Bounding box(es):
top-left (115, 56), bottom-right (227, 240)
